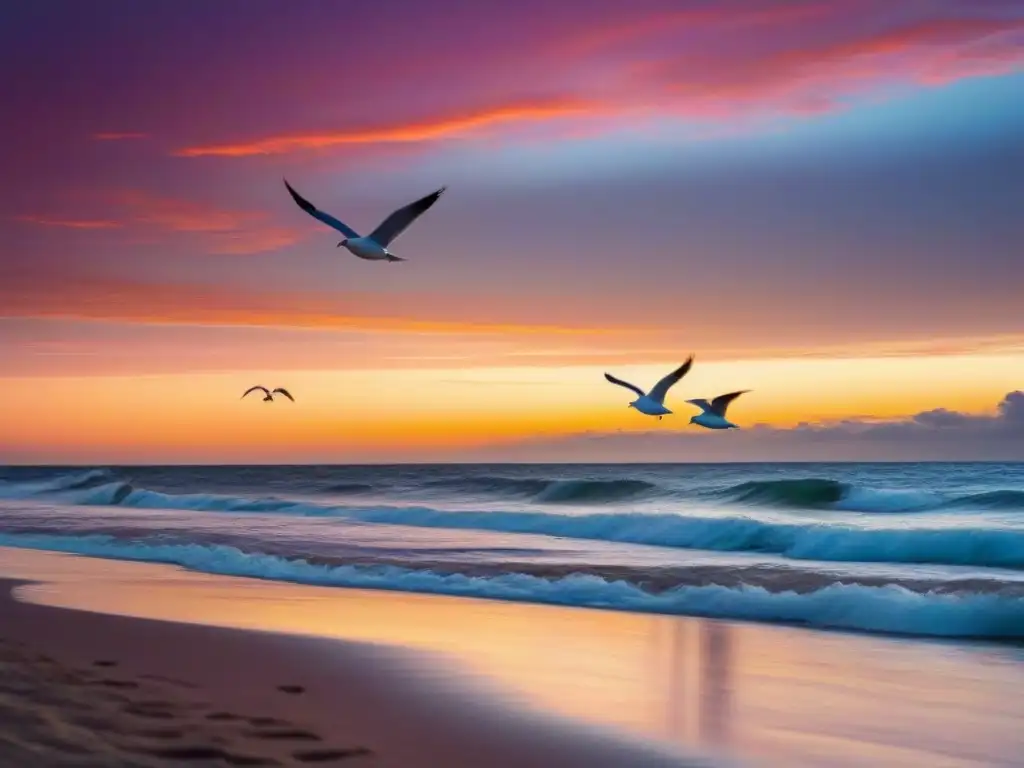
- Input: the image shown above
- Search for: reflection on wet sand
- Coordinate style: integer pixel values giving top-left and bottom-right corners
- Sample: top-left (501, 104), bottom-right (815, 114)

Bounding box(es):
top-left (701, 621), bottom-right (731, 746)
top-left (649, 611), bottom-right (1024, 767)
top-left (655, 620), bottom-right (732, 750)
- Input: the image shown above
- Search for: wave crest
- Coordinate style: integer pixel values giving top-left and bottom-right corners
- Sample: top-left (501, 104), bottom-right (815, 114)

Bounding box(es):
top-left (323, 482), bottom-right (376, 494)
top-left (958, 490), bottom-right (1024, 509)
top-left (725, 479), bottom-right (847, 507)
top-left (8, 469), bottom-right (1024, 514)
top-left (335, 506), bottom-right (1024, 569)
top-left (0, 468), bottom-right (116, 498)
top-left (719, 478), bottom-right (943, 512)
top-left (531, 479), bottom-right (658, 504)
top-left (420, 476), bottom-right (658, 504)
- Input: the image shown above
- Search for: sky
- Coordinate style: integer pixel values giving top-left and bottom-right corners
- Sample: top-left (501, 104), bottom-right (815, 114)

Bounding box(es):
top-left (1, 0), bottom-right (1023, 463)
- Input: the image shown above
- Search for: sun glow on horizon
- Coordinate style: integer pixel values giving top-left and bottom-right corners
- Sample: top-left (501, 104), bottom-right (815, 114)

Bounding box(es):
top-left (1, 351), bottom-right (1019, 463)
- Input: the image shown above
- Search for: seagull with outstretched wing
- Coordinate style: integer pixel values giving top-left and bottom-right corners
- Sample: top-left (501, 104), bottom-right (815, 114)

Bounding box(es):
top-left (603, 356), bottom-right (695, 420)
top-left (284, 179), bottom-right (445, 262)
top-left (242, 386), bottom-right (295, 403)
top-left (686, 390), bottom-right (750, 429)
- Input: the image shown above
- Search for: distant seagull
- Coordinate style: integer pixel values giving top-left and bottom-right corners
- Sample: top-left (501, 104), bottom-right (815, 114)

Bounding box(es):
top-left (284, 179), bottom-right (445, 262)
top-left (242, 386), bottom-right (295, 403)
top-left (603, 357), bottom-right (695, 420)
top-left (686, 391), bottom-right (750, 429)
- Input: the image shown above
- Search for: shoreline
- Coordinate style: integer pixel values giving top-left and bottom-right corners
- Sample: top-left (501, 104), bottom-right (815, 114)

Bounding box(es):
top-left (2, 531), bottom-right (1023, 644)
top-left (5, 539), bottom-right (1016, 651)
top-left (5, 546), bottom-right (1024, 766)
top-left (4, 463), bottom-right (1024, 644)
top-left (0, 548), bottom-right (724, 767)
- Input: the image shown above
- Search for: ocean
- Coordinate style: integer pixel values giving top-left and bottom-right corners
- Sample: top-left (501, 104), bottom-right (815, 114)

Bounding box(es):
top-left (1, 462), bottom-right (1024, 640)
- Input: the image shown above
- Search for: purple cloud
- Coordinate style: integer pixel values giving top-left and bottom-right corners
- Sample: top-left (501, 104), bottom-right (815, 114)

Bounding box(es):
top-left (472, 392), bottom-right (1024, 462)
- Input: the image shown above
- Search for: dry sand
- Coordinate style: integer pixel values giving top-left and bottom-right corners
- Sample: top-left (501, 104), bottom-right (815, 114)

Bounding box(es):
top-left (0, 578), bottom-right (378, 767)
top-left (0, 635), bottom-right (370, 766)
top-left (0, 565), bottom-right (727, 768)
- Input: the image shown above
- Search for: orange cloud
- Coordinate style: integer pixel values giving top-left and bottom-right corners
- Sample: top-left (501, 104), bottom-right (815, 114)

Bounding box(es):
top-left (15, 215), bottom-right (122, 230)
top-left (7, 269), bottom-right (1024, 365)
top-left (0, 275), bottom-right (607, 336)
top-left (93, 132), bottom-right (147, 141)
top-left (174, 99), bottom-right (597, 157)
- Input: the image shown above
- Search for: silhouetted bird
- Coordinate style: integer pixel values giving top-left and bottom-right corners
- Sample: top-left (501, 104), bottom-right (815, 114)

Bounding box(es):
top-left (241, 386), bottom-right (294, 403)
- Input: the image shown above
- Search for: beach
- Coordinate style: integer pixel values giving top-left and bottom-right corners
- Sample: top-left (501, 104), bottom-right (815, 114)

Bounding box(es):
top-left (3, 548), bottom-right (1024, 766)
top-left (0, 629), bottom-right (373, 767)
top-left (0, 548), bottom-right (725, 767)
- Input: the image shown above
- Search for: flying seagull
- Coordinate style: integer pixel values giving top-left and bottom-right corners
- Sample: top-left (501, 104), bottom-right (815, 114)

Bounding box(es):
top-left (686, 391), bottom-right (750, 429)
top-left (603, 356), bottom-right (695, 420)
top-left (284, 179), bottom-right (445, 262)
top-left (242, 386), bottom-right (295, 403)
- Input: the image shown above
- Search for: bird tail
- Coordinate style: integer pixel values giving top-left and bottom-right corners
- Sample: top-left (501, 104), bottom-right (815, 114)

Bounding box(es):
top-left (385, 253), bottom-right (406, 262)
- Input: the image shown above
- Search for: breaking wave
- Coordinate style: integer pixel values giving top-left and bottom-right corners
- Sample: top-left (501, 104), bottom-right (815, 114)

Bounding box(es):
top-left (2, 532), bottom-right (1023, 639)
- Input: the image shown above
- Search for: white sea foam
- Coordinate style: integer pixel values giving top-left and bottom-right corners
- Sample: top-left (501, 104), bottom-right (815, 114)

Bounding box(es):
top-left (1, 533), bottom-right (1023, 639)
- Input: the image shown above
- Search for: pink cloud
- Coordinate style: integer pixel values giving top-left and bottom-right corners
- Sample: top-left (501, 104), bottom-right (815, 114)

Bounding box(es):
top-left (116, 190), bottom-right (257, 232)
top-left (630, 15), bottom-right (1024, 116)
top-left (113, 191), bottom-right (307, 254)
top-left (15, 215), bottom-right (122, 230)
top-left (17, 191), bottom-right (306, 255)
top-left (559, 2), bottom-right (848, 58)
top-left (165, 4), bottom-right (1024, 158)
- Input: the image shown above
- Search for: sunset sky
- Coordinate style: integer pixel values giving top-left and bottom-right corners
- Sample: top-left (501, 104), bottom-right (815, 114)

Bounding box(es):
top-left (2, 0), bottom-right (1022, 463)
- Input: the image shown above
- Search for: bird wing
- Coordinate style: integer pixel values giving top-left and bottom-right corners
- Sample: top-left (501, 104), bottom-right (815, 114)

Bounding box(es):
top-left (242, 386), bottom-right (269, 399)
top-left (603, 373), bottom-right (645, 398)
top-left (710, 390), bottom-right (750, 416)
top-left (367, 187), bottom-right (445, 247)
top-left (685, 398), bottom-right (712, 413)
top-left (284, 179), bottom-right (360, 239)
top-left (647, 356), bottom-right (695, 404)
top-left (271, 387), bottom-right (295, 402)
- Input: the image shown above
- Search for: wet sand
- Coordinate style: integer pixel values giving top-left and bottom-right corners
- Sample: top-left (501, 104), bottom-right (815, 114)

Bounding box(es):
top-left (0, 548), bottom-right (725, 767)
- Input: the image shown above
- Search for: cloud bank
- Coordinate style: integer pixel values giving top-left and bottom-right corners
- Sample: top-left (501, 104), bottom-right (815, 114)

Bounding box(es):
top-left (477, 392), bottom-right (1024, 462)
top-left (169, 1), bottom-right (1024, 157)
